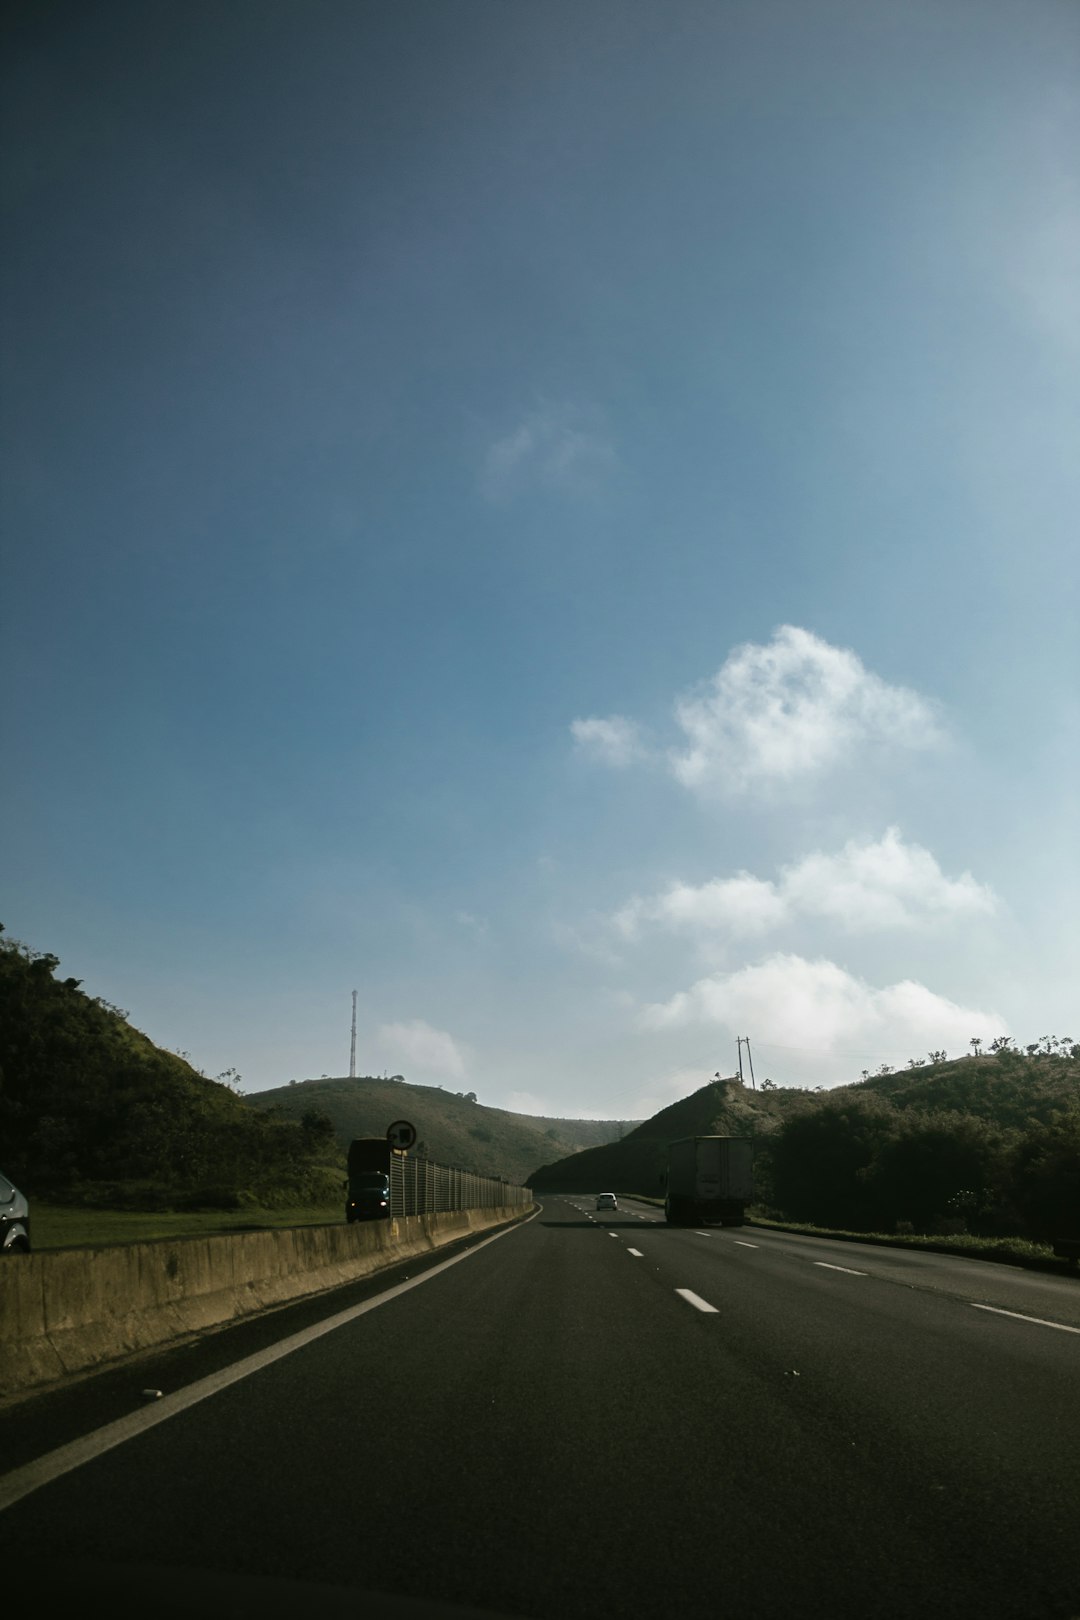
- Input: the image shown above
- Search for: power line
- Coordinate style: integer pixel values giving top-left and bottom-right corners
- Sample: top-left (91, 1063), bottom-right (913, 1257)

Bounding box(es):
top-left (750, 1039), bottom-right (942, 1061)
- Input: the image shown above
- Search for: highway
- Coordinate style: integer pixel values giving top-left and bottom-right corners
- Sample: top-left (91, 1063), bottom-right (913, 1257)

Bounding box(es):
top-left (3, 1197), bottom-right (1079, 1618)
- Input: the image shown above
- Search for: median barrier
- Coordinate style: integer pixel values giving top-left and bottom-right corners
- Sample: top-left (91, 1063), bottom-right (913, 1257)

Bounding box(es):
top-left (0, 1203), bottom-right (534, 1401)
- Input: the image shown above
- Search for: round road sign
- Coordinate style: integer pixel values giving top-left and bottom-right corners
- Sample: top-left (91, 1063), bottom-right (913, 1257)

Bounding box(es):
top-left (386, 1119), bottom-right (417, 1151)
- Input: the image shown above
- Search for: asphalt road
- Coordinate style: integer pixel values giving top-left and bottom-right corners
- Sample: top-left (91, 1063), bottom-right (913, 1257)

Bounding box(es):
top-left (3, 1199), bottom-right (1079, 1619)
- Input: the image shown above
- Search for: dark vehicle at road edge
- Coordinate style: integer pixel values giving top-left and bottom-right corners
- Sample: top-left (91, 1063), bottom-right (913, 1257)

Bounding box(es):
top-left (346, 1137), bottom-right (394, 1221)
top-left (0, 1170), bottom-right (30, 1252)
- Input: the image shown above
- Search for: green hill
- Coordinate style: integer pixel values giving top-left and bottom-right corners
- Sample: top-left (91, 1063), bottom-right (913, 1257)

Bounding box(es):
top-left (529, 1050), bottom-right (1079, 1242)
top-left (529, 1075), bottom-right (781, 1193)
top-left (0, 927), bottom-right (340, 1209)
top-left (246, 1075), bottom-right (635, 1187)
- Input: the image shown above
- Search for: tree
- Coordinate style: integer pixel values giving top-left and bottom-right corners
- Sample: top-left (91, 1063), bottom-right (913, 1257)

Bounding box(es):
top-left (969, 1037), bottom-right (983, 1058)
top-left (862, 1112), bottom-right (1004, 1234)
top-left (770, 1095), bottom-right (899, 1228)
top-left (1009, 1110), bottom-right (1080, 1239)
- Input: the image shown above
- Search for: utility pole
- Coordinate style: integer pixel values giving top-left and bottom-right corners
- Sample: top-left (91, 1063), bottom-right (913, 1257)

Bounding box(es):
top-left (349, 990), bottom-right (357, 1079)
top-left (737, 1037), bottom-right (757, 1090)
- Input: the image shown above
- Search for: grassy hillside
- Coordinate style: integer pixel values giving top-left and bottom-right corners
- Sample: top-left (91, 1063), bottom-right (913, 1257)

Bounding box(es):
top-left (529, 1075), bottom-right (777, 1193)
top-left (246, 1076), bottom-right (634, 1187)
top-left (0, 928), bottom-right (341, 1209)
top-left (830, 1049), bottom-right (1078, 1126)
top-left (529, 1051), bottom-right (1079, 1243)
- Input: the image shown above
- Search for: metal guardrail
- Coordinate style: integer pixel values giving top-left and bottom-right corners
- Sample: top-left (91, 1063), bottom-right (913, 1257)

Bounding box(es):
top-left (388, 1153), bottom-right (531, 1218)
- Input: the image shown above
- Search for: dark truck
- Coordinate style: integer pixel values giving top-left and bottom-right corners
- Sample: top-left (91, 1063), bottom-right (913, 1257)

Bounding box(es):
top-left (346, 1137), bottom-right (396, 1222)
top-left (664, 1135), bottom-right (753, 1226)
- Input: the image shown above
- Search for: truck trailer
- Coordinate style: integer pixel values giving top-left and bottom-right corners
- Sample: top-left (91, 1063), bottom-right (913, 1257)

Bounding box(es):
top-left (346, 1137), bottom-right (398, 1221)
top-left (664, 1135), bottom-right (753, 1226)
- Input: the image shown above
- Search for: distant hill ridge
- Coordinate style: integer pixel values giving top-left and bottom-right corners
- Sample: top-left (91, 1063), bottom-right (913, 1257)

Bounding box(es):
top-left (246, 1075), bottom-right (638, 1186)
top-left (529, 1075), bottom-right (771, 1193)
top-left (529, 1051), bottom-right (1079, 1199)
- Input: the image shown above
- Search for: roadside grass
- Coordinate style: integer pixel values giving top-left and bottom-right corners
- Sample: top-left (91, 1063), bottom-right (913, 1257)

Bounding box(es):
top-left (746, 1214), bottom-right (1064, 1272)
top-left (625, 1198), bottom-right (1070, 1274)
top-left (32, 1202), bottom-right (345, 1250)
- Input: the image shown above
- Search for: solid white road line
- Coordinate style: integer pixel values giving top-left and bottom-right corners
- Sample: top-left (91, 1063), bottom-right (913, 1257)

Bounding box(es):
top-left (627, 1248), bottom-right (644, 1257)
top-left (0, 1208), bottom-right (539, 1515)
top-left (814, 1261), bottom-right (866, 1275)
top-left (734, 1240), bottom-right (759, 1248)
top-left (971, 1304), bottom-right (1080, 1335)
top-left (675, 1289), bottom-right (719, 1313)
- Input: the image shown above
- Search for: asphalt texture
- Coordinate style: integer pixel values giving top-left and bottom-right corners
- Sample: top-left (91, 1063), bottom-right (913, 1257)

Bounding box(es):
top-left (2, 1198), bottom-right (1079, 1619)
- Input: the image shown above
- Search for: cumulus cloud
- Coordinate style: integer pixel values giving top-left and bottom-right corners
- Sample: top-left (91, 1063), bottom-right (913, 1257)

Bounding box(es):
top-left (573, 627), bottom-right (942, 796)
top-left (376, 1020), bottom-right (468, 1081)
top-left (614, 874), bottom-right (786, 939)
top-left (781, 827), bottom-right (996, 930)
top-left (670, 627), bottom-right (942, 793)
top-left (570, 715), bottom-right (647, 768)
top-left (639, 953), bottom-right (1005, 1061)
top-left (615, 829), bottom-right (996, 940)
top-left (481, 401), bottom-right (616, 502)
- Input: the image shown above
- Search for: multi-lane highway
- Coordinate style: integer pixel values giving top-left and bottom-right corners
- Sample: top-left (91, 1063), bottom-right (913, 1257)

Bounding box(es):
top-left (4, 1197), bottom-right (1079, 1618)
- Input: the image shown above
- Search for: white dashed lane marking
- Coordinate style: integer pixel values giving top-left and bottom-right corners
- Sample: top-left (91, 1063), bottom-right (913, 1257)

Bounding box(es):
top-left (627, 1248), bottom-right (644, 1258)
top-left (734, 1241), bottom-right (758, 1248)
top-left (814, 1262), bottom-right (866, 1275)
top-left (676, 1289), bottom-right (719, 1314)
top-left (971, 1304), bottom-right (1080, 1335)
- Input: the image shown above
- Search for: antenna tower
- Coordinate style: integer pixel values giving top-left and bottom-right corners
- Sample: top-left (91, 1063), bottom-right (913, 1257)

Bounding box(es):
top-left (349, 990), bottom-right (357, 1079)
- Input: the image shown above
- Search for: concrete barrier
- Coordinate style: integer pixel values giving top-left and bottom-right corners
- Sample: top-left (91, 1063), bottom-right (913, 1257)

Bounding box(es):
top-left (0, 1205), bottom-right (532, 1401)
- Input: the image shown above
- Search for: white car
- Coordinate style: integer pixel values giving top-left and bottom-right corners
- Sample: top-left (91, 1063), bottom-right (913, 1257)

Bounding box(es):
top-left (595, 1192), bottom-right (619, 1211)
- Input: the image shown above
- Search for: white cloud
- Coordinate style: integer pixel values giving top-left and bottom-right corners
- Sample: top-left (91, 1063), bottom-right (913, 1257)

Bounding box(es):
top-left (376, 1020), bottom-right (468, 1081)
top-left (614, 873), bottom-right (785, 940)
top-left (670, 627), bottom-right (942, 793)
top-left (780, 827), bottom-right (997, 930)
top-left (616, 829), bottom-right (996, 941)
top-left (639, 953), bottom-right (1005, 1067)
top-left (572, 628), bottom-right (942, 796)
top-left (481, 401), bottom-right (616, 502)
top-left (570, 715), bottom-right (647, 768)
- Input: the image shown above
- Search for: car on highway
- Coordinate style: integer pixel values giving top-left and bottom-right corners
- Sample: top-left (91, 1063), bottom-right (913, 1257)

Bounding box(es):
top-left (595, 1192), bottom-right (618, 1211)
top-left (0, 1170), bottom-right (31, 1253)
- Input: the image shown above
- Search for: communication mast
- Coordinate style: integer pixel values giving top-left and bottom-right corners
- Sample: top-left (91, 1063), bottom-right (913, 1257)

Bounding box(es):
top-left (349, 990), bottom-right (357, 1079)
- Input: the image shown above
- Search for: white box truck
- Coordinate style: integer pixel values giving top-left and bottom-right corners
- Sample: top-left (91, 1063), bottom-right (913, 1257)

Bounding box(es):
top-left (664, 1136), bottom-right (753, 1226)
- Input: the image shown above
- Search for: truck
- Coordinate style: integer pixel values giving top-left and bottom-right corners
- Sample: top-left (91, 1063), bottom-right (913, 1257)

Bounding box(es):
top-left (663, 1136), bottom-right (753, 1226)
top-left (345, 1137), bottom-right (397, 1222)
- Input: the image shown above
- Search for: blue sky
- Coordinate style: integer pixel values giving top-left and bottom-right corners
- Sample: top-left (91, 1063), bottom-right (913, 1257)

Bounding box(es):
top-left (4, 0), bottom-right (1077, 1120)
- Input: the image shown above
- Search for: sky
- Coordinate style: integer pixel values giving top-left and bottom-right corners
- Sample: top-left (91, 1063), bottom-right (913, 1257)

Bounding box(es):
top-left (3, 0), bottom-right (1078, 1123)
